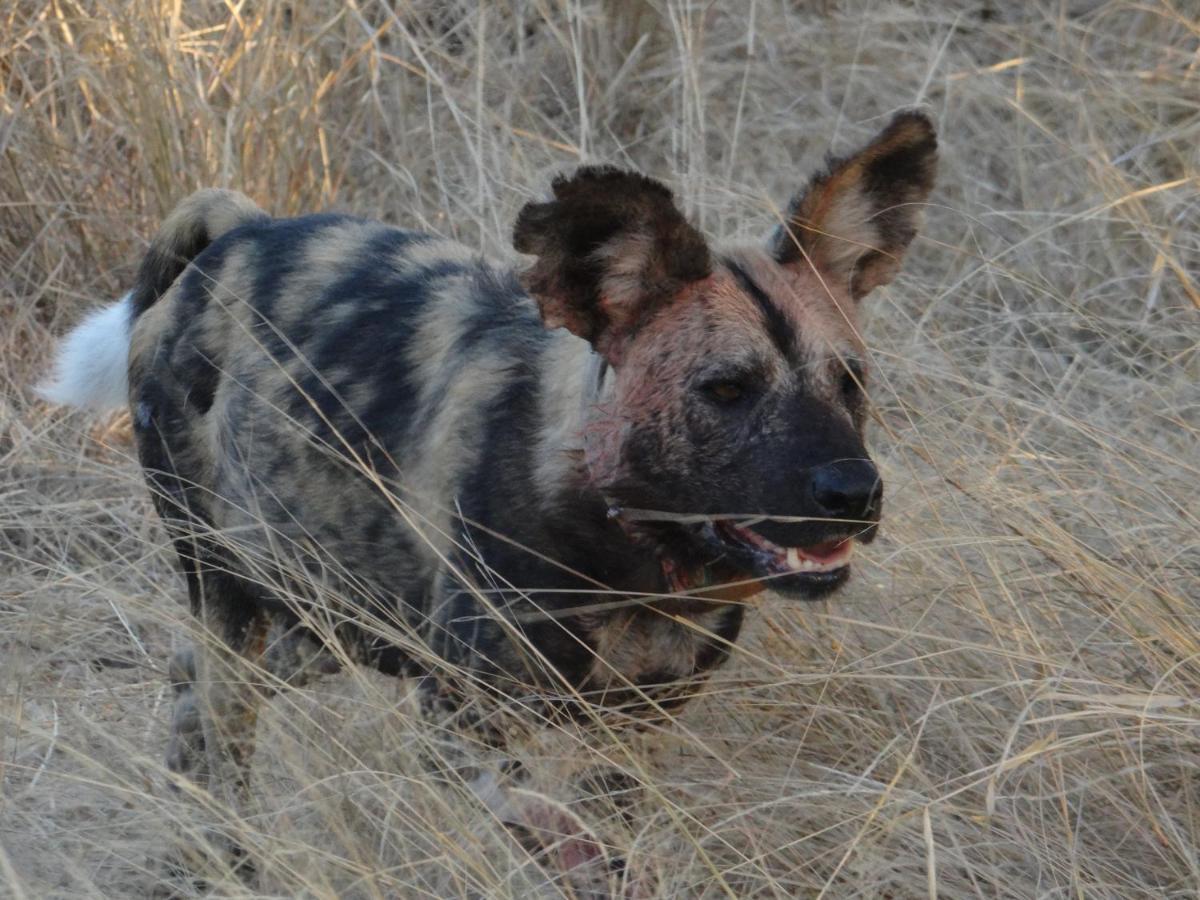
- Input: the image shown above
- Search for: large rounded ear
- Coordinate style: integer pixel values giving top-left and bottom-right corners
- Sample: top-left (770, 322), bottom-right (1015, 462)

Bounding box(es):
top-left (513, 166), bottom-right (711, 363)
top-left (770, 111), bottom-right (938, 300)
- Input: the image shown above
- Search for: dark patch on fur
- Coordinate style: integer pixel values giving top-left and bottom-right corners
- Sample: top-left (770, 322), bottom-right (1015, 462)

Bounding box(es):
top-left (131, 378), bottom-right (271, 634)
top-left (863, 112), bottom-right (938, 202)
top-left (513, 166), bottom-right (710, 352)
top-left (273, 230), bottom-right (461, 456)
top-left (310, 230), bottom-right (448, 369)
top-left (392, 267), bottom-right (532, 441)
top-left (724, 258), bottom-right (795, 362)
top-left (692, 605), bottom-right (745, 672)
top-left (247, 214), bottom-right (361, 330)
top-left (130, 222), bottom-right (214, 318)
top-left (182, 351), bottom-right (218, 415)
top-left (447, 354), bottom-right (598, 685)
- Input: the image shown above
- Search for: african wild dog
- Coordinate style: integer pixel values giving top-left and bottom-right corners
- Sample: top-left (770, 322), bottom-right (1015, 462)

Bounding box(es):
top-left (44, 111), bottom-right (936, 857)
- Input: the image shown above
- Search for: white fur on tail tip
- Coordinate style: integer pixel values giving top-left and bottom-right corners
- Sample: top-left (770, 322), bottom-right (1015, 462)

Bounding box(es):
top-left (38, 293), bottom-right (133, 411)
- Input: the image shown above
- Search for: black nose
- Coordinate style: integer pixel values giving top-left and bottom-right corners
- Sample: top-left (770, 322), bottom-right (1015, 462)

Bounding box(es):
top-left (808, 459), bottom-right (882, 521)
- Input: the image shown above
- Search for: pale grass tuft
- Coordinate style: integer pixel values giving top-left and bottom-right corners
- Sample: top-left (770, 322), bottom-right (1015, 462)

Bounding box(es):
top-left (2, 1), bottom-right (1197, 898)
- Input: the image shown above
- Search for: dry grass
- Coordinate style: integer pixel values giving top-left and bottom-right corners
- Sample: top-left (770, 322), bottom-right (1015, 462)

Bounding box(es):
top-left (2, 0), bottom-right (1198, 897)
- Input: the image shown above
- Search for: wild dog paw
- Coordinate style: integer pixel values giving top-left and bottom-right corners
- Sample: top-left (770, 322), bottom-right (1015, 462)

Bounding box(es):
top-left (469, 769), bottom-right (653, 899)
top-left (156, 825), bottom-right (255, 897)
top-left (165, 650), bottom-right (207, 782)
top-left (573, 767), bottom-right (644, 826)
top-left (506, 801), bottom-right (653, 900)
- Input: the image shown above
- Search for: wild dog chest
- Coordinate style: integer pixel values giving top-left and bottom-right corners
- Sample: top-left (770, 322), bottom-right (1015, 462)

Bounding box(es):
top-left (574, 602), bottom-right (745, 710)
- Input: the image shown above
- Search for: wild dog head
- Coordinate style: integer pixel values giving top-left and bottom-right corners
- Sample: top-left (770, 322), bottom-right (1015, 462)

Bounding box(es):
top-left (515, 112), bottom-right (937, 599)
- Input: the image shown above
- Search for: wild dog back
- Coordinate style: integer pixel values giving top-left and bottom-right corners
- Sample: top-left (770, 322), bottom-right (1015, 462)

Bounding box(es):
top-left (129, 214), bottom-right (562, 674)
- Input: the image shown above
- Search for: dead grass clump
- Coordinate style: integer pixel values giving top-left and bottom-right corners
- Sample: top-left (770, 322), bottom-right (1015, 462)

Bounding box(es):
top-left (2, 1), bottom-right (1198, 897)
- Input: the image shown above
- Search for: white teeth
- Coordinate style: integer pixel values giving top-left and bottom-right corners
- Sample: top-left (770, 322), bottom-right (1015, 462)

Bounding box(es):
top-left (782, 541), bottom-right (853, 573)
top-left (785, 547), bottom-right (817, 571)
top-left (721, 522), bottom-right (854, 575)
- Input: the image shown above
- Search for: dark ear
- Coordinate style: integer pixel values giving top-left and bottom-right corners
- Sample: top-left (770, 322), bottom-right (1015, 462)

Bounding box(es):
top-left (513, 166), bottom-right (711, 362)
top-left (770, 111), bottom-right (937, 300)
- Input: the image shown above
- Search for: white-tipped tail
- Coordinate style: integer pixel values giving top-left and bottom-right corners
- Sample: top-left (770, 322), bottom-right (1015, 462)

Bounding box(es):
top-left (38, 293), bottom-right (133, 411)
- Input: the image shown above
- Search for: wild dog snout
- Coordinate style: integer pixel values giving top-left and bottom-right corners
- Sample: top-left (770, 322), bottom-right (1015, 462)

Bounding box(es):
top-left (807, 459), bottom-right (882, 523)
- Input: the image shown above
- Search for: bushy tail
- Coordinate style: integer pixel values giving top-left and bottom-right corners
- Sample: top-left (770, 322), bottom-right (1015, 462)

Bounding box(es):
top-left (38, 189), bottom-right (266, 411)
top-left (37, 292), bottom-right (135, 410)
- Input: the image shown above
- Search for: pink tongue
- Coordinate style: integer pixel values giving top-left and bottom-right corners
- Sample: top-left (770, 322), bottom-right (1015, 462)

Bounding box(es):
top-left (799, 539), bottom-right (847, 563)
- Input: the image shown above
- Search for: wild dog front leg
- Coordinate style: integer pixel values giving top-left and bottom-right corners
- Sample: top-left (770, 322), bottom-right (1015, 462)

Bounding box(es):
top-left (165, 647), bottom-right (207, 784)
top-left (190, 608), bottom-right (271, 808)
top-left (163, 628), bottom-right (268, 804)
top-left (166, 618), bottom-right (341, 790)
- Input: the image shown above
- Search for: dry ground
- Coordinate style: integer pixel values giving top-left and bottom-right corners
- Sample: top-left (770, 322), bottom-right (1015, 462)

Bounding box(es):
top-left (2, 1), bottom-right (1198, 897)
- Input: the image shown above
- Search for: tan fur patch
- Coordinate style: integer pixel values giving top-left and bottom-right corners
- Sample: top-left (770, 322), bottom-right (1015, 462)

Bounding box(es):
top-left (532, 334), bottom-right (599, 507)
top-left (583, 605), bottom-right (733, 693)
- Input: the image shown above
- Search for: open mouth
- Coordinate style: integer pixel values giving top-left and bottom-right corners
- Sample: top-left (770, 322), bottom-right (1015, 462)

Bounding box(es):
top-left (660, 518), bottom-right (858, 600)
top-left (716, 520), bottom-right (854, 574)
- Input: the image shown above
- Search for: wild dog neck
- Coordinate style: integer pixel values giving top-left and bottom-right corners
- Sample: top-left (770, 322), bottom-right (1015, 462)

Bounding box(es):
top-left (534, 330), bottom-right (760, 607)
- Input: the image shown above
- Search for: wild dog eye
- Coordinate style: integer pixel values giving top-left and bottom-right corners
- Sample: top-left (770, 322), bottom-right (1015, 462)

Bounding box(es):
top-left (839, 361), bottom-right (866, 401)
top-left (708, 381), bottom-right (743, 402)
top-left (701, 379), bottom-right (748, 404)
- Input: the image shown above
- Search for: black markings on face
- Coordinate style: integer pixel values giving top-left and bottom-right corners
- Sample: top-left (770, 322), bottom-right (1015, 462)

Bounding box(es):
top-left (723, 258), bottom-right (796, 364)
